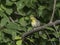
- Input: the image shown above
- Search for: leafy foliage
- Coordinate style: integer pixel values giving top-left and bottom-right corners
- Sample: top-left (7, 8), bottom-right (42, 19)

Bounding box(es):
top-left (0, 0), bottom-right (60, 45)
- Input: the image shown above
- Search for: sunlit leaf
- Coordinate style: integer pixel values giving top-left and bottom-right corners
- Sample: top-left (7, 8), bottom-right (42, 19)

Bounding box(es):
top-left (16, 40), bottom-right (22, 45)
top-left (14, 36), bottom-right (21, 40)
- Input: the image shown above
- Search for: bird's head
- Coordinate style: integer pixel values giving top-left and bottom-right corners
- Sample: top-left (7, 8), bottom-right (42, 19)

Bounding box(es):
top-left (30, 15), bottom-right (36, 22)
top-left (30, 15), bottom-right (36, 20)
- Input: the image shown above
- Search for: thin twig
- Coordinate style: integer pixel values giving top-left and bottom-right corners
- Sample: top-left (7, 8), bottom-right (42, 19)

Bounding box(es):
top-left (50, 0), bottom-right (57, 23)
top-left (45, 31), bottom-right (54, 45)
top-left (53, 42), bottom-right (56, 45)
top-left (49, 1), bottom-right (57, 44)
top-left (9, 17), bottom-right (15, 23)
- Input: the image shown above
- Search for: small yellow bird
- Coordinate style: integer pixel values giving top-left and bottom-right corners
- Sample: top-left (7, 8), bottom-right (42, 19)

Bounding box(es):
top-left (30, 15), bottom-right (42, 34)
top-left (30, 15), bottom-right (40, 28)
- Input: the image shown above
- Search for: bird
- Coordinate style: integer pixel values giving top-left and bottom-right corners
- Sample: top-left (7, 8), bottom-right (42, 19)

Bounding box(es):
top-left (30, 15), bottom-right (40, 28)
top-left (30, 15), bottom-right (42, 35)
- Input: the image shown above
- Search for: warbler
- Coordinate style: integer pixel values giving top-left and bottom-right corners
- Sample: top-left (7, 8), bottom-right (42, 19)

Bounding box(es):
top-left (30, 15), bottom-right (40, 28)
top-left (30, 15), bottom-right (42, 35)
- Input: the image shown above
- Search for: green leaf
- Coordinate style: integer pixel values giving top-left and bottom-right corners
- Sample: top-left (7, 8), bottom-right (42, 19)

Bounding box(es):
top-left (6, 22), bottom-right (20, 30)
top-left (27, 27), bottom-right (32, 31)
top-left (6, 0), bottom-right (13, 6)
top-left (0, 17), bottom-right (9, 27)
top-left (1, 4), bottom-right (13, 15)
top-left (48, 38), bottom-right (57, 41)
top-left (0, 31), bottom-right (4, 41)
top-left (19, 17), bottom-right (27, 26)
top-left (0, 18), bottom-right (7, 27)
top-left (3, 29), bottom-right (17, 40)
top-left (14, 36), bottom-right (21, 40)
top-left (0, 7), bottom-right (4, 12)
top-left (0, 11), bottom-right (5, 17)
top-left (5, 8), bottom-right (13, 15)
top-left (53, 32), bottom-right (60, 38)
top-left (16, 40), bottom-right (22, 45)
top-left (3, 38), bottom-right (11, 43)
top-left (19, 27), bottom-right (27, 31)
top-left (40, 34), bottom-right (47, 39)
top-left (1, 4), bottom-right (6, 10)
top-left (17, 10), bottom-right (26, 16)
top-left (25, 0), bottom-right (37, 8)
top-left (45, 27), bottom-right (55, 31)
top-left (34, 32), bottom-right (40, 38)
top-left (27, 38), bottom-right (34, 43)
top-left (25, 17), bottom-right (30, 21)
top-left (54, 25), bottom-right (59, 30)
top-left (38, 6), bottom-right (45, 16)
top-left (16, 0), bottom-right (25, 10)
top-left (15, 0), bottom-right (26, 16)
top-left (7, 42), bottom-right (12, 45)
top-left (12, 31), bottom-right (17, 40)
top-left (56, 3), bottom-right (60, 8)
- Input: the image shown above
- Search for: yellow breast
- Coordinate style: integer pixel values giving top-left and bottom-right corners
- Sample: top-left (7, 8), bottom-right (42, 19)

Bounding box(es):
top-left (31, 19), bottom-right (37, 27)
top-left (30, 16), bottom-right (40, 27)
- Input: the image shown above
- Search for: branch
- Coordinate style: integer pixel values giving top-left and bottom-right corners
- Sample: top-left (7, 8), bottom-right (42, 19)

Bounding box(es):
top-left (22, 20), bottom-right (60, 39)
top-left (9, 17), bottom-right (15, 23)
top-left (50, 0), bottom-right (57, 23)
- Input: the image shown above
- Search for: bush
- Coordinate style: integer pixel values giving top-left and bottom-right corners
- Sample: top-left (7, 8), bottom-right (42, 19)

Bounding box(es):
top-left (0, 0), bottom-right (60, 45)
